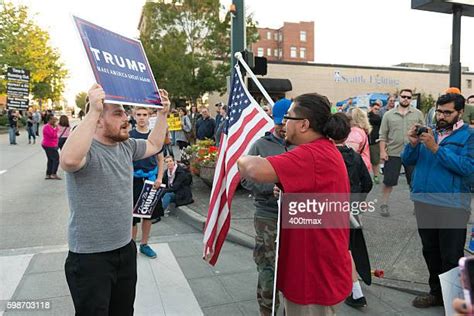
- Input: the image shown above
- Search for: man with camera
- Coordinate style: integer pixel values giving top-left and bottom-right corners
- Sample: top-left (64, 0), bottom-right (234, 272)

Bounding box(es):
top-left (379, 89), bottom-right (424, 217)
top-left (401, 92), bottom-right (474, 309)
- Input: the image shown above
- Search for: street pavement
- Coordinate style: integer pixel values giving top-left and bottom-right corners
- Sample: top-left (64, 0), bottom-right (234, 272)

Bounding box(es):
top-left (0, 129), bottom-right (450, 315)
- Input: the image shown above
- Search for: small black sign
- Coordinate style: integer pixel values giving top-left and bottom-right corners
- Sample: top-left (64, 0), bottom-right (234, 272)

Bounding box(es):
top-left (6, 67), bottom-right (30, 83)
top-left (7, 96), bottom-right (29, 109)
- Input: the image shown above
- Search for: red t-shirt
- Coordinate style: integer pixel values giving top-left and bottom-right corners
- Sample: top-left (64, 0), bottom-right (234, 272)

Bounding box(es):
top-left (266, 137), bottom-right (352, 306)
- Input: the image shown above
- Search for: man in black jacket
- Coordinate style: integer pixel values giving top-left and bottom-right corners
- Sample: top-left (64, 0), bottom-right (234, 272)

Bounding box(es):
top-left (162, 156), bottom-right (193, 213)
top-left (196, 108), bottom-right (216, 140)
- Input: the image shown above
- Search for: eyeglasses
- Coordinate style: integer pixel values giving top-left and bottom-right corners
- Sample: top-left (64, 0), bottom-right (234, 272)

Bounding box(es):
top-left (400, 95), bottom-right (412, 100)
top-left (435, 109), bottom-right (456, 117)
top-left (283, 115), bottom-right (306, 121)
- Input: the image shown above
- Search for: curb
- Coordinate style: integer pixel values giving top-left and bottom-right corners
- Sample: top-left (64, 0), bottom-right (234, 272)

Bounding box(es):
top-left (175, 204), bottom-right (431, 296)
top-left (175, 205), bottom-right (254, 249)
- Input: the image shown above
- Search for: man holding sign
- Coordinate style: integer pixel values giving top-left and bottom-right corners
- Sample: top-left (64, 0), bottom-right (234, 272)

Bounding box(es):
top-left (130, 107), bottom-right (165, 259)
top-left (60, 84), bottom-right (169, 315)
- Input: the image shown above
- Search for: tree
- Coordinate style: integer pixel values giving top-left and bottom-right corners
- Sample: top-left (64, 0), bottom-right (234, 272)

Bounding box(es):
top-left (140, 0), bottom-right (258, 105)
top-left (75, 91), bottom-right (88, 111)
top-left (0, 2), bottom-right (68, 105)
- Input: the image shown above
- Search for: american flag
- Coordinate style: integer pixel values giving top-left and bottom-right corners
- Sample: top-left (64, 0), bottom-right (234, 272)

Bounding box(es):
top-left (203, 66), bottom-right (273, 265)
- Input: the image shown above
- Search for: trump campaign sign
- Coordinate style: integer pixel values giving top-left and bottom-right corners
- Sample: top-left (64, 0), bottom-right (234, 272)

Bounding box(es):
top-left (74, 16), bottom-right (161, 108)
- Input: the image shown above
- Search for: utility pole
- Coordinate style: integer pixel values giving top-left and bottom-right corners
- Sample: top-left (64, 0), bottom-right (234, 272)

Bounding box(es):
top-left (412, 0), bottom-right (474, 90)
top-left (230, 0), bottom-right (246, 71)
top-left (450, 5), bottom-right (462, 88)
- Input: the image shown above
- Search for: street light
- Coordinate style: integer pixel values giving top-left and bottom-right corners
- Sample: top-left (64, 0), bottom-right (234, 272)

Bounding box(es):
top-left (412, 0), bottom-right (474, 88)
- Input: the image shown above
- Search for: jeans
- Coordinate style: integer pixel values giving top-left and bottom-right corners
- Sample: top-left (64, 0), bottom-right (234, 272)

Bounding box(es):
top-left (8, 126), bottom-right (16, 144)
top-left (27, 126), bottom-right (36, 142)
top-left (42, 146), bottom-right (60, 176)
top-left (162, 192), bottom-right (176, 210)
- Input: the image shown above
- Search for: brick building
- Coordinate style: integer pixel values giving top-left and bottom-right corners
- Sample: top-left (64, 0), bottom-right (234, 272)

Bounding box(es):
top-left (250, 21), bottom-right (314, 63)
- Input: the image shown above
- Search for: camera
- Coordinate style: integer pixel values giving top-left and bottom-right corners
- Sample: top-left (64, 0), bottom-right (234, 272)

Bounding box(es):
top-left (416, 126), bottom-right (428, 136)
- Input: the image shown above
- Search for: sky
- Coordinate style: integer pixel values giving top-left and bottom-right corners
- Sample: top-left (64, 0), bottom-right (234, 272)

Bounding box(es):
top-left (7, 0), bottom-right (474, 107)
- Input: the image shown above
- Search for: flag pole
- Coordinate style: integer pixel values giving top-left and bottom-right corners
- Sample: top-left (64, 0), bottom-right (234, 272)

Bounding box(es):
top-left (234, 52), bottom-right (274, 107)
top-left (271, 191), bottom-right (282, 316)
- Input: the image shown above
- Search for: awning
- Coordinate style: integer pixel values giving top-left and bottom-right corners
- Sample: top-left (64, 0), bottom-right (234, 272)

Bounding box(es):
top-left (247, 78), bottom-right (292, 93)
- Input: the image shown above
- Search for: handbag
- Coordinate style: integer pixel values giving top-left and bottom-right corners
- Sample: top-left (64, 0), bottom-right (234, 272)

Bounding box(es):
top-left (58, 127), bottom-right (68, 149)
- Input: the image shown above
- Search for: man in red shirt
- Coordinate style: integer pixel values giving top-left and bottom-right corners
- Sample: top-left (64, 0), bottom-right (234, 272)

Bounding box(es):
top-left (238, 93), bottom-right (352, 315)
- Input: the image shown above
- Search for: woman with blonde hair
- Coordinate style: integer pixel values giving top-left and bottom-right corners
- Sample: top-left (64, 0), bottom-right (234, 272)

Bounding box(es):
top-left (346, 108), bottom-right (372, 173)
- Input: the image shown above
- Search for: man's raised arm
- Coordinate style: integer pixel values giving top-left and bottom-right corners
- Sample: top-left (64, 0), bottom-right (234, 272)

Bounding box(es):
top-left (60, 84), bottom-right (104, 173)
top-left (143, 89), bottom-right (170, 158)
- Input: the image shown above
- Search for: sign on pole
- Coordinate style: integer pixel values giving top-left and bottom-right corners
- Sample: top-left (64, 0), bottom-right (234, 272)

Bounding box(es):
top-left (73, 16), bottom-right (162, 108)
top-left (6, 67), bottom-right (30, 109)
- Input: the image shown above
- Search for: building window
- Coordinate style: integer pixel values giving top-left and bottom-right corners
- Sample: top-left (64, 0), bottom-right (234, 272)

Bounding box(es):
top-left (300, 31), bottom-right (307, 42)
top-left (267, 48), bottom-right (272, 56)
top-left (468, 79), bottom-right (473, 89)
top-left (290, 47), bottom-right (297, 58)
top-left (274, 49), bottom-right (278, 57)
top-left (300, 47), bottom-right (306, 59)
top-left (278, 33), bottom-right (282, 42)
top-left (274, 33), bottom-right (278, 41)
top-left (279, 49), bottom-right (282, 58)
top-left (257, 47), bottom-right (264, 57)
top-left (267, 31), bottom-right (272, 40)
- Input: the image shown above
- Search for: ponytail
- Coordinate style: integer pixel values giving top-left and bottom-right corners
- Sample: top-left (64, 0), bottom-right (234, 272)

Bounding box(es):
top-left (323, 112), bottom-right (351, 141)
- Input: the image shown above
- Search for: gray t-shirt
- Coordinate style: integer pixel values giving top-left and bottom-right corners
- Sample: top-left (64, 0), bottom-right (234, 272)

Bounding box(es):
top-left (66, 138), bottom-right (147, 253)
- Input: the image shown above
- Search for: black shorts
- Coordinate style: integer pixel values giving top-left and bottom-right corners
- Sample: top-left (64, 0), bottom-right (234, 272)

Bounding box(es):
top-left (132, 177), bottom-right (163, 225)
top-left (383, 156), bottom-right (414, 187)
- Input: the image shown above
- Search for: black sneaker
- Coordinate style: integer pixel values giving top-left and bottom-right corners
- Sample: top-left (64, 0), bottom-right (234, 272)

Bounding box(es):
top-left (344, 294), bottom-right (367, 308)
top-left (380, 204), bottom-right (390, 217)
top-left (412, 294), bottom-right (443, 308)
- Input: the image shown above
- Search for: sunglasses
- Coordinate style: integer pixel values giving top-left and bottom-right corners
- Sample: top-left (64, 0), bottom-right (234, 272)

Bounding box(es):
top-left (400, 95), bottom-right (412, 100)
top-left (283, 115), bottom-right (306, 121)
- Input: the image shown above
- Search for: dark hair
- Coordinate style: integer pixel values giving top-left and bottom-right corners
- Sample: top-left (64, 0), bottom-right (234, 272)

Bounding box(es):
top-left (293, 93), bottom-right (345, 139)
top-left (59, 115), bottom-right (69, 127)
top-left (399, 89), bottom-right (413, 95)
top-left (164, 155), bottom-right (174, 161)
top-left (436, 93), bottom-right (466, 111)
top-left (325, 113), bottom-right (351, 143)
top-left (178, 107), bottom-right (187, 115)
top-left (467, 95), bottom-right (474, 101)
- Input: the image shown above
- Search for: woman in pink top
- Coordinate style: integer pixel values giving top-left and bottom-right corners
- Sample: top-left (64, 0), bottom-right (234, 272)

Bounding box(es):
top-left (346, 108), bottom-right (372, 173)
top-left (42, 116), bottom-right (61, 179)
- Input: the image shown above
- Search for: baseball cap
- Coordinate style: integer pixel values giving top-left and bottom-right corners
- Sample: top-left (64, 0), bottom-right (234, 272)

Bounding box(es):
top-left (445, 87), bottom-right (461, 94)
top-left (272, 98), bottom-right (292, 125)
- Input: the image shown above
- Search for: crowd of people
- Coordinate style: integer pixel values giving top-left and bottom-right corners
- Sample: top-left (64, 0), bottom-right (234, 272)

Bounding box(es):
top-left (6, 84), bottom-right (472, 315)
top-left (238, 89), bottom-right (473, 315)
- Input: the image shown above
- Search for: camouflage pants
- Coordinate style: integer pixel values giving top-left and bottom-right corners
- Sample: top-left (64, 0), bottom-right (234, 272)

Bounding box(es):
top-left (254, 216), bottom-right (279, 316)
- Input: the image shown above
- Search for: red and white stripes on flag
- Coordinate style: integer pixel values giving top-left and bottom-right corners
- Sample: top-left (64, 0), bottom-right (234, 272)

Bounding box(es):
top-left (203, 66), bottom-right (273, 265)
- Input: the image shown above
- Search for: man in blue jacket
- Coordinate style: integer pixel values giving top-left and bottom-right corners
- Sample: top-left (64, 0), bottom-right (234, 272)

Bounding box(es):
top-left (402, 92), bottom-right (474, 309)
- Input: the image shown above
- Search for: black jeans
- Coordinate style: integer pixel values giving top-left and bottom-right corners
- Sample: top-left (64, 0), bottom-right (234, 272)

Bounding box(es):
top-left (65, 240), bottom-right (137, 316)
top-left (42, 146), bottom-right (59, 176)
top-left (415, 201), bottom-right (469, 298)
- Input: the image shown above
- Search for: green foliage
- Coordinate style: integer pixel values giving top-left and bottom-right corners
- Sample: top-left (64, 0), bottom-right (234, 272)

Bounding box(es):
top-left (75, 91), bottom-right (88, 110)
top-left (0, 2), bottom-right (68, 103)
top-left (140, 0), bottom-right (258, 104)
top-left (0, 115), bottom-right (8, 126)
top-left (419, 92), bottom-right (436, 114)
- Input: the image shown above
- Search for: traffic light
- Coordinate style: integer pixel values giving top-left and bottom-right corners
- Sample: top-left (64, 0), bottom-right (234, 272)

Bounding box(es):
top-left (239, 50), bottom-right (267, 76)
